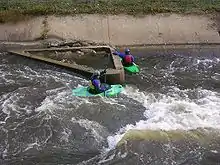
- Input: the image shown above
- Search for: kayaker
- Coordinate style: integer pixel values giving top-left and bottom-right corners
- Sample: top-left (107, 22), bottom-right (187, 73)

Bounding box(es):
top-left (88, 69), bottom-right (109, 94)
top-left (114, 48), bottom-right (134, 67)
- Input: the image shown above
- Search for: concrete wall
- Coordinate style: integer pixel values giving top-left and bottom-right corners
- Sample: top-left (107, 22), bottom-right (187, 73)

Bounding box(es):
top-left (0, 17), bottom-right (42, 41)
top-left (8, 46), bottom-right (125, 84)
top-left (1, 14), bottom-right (220, 45)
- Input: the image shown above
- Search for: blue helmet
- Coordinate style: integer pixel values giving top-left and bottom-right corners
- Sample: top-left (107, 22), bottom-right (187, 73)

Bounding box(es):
top-left (125, 48), bottom-right (130, 55)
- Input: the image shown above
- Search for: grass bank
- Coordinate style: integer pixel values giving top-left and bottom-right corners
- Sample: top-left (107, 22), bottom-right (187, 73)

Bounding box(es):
top-left (0, 0), bottom-right (220, 23)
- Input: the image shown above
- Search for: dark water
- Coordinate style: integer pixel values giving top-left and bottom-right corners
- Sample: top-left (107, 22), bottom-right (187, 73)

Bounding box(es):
top-left (0, 47), bottom-right (220, 164)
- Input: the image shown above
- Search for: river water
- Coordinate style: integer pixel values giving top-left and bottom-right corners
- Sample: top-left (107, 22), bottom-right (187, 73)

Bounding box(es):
top-left (0, 47), bottom-right (220, 164)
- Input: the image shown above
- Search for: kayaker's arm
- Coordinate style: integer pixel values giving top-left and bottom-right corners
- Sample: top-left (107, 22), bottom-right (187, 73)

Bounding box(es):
top-left (93, 79), bottom-right (105, 92)
top-left (117, 52), bottom-right (126, 58)
top-left (131, 55), bottom-right (135, 63)
top-left (112, 51), bottom-right (118, 55)
top-left (113, 50), bottom-right (125, 58)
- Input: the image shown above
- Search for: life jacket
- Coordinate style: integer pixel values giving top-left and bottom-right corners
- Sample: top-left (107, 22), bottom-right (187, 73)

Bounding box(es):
top-left (124, 55), bottom-right (132, 64)
top-left (88, 78), bottom-right (101, 94)
top-left (89, 80), bottom-right (95, 90)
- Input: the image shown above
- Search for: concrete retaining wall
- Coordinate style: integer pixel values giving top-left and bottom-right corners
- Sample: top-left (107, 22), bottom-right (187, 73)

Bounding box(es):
top-left (1, 14), bottom-right (220, 45)
top-left (8, 46), bottom-right (125, 84)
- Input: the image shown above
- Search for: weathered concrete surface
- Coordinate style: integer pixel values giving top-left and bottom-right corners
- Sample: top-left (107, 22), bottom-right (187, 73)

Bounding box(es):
top-left (0, 17), bottom-right (42, 41)
top-left (1, 14), bottom-right (220, 45)
top-left (0, 38), bottom-right (114, 52)
top-left (26, 46), bottom-right (114, 69)
top-left (0, 41), bottom-right (46, 52)
top-left (8, 46), bottom-right (125, 84)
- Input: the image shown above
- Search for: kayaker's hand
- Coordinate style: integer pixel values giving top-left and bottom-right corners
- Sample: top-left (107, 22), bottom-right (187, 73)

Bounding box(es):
top-left (112, 49), bottom-right (120, 55)
top-left (113, 51), bottom-right (118, 55)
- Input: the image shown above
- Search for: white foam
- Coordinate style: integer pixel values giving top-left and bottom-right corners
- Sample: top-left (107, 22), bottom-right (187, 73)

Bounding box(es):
top-left (107, 86), bottom-right (220, 150)
top-left (23, 142), bottom-right (41, 152)
top-left (101, 97), bottom-right (126, 108)
top-left (211, 73), bottom-right (220, 81)
top-left (60, 128), bottom-right (72, 143)
top-left (35, 88), bottom-right (87, 113)
top-left (1, 62), bottom-right (91, 117)
top-left (98, 153), bottom-right (115, 164)
top-left (197, 58), bottom-right (220, 65)
top-left (71, 117), bottom-right (108, 143)
top-left (1, 91), bottom-right (25, 116)
top-left (210, 150), bottom-right (218, 153)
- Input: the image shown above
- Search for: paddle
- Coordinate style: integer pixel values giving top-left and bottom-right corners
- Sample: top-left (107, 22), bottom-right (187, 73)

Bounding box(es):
top-left (101, 66), bottom-right (107, 97)
top-left (104, 67), bottom-right (107, 83)
top-left (102, 52), bottom-right (111, 96)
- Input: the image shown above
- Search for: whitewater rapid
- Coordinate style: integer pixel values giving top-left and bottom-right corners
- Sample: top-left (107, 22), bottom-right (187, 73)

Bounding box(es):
top-left (1, 51), bottom-right (220, 164)
top-left (106, 56), bottom-right (220, 151)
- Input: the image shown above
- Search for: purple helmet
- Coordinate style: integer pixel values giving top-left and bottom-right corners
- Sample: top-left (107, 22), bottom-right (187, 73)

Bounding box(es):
top-left (125, 48), bottom-right (130, 55)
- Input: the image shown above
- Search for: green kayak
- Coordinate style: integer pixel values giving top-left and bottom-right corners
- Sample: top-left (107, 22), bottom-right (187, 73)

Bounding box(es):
top-left (72, 83), bottom-right (124, 97)
top-left (120, 58), bottom-right (140, 74)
